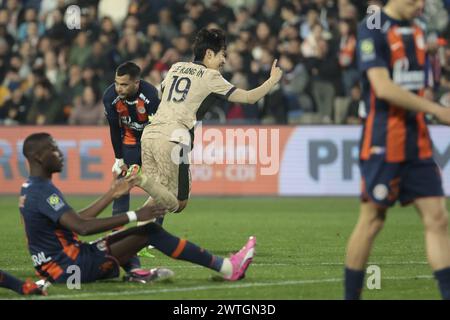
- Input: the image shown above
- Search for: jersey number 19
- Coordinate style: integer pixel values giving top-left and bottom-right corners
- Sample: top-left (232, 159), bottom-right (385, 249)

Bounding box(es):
top-left (167, 76), bottom-right (191, 103)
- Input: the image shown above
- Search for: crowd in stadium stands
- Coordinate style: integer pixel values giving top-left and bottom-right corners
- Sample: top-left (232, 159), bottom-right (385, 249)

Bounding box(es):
top-left (0, 0), bottom-right (449, 126)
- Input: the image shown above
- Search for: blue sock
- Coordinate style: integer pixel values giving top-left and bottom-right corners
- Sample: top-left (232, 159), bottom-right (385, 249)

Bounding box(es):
top-left (144, 223), bottom-right (223, 271)
top-left (123, 256), bottom-right (141, 273)
top-left (0, 270), bottom-right (25, 294)
top-left (344, 267), bottom-right (365, 300)
top-left (434, 267), bottom-right (450, 300)
top-left (112, 193), bottom-right (130, 216)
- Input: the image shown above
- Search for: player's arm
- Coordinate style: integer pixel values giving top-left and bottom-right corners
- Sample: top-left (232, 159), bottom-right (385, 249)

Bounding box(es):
top-left (228, 60), bottom-right (283, 104)
top-left (59, 203), bottom-right (167, 236)
top-left (142, 81), bottom-right (161, 116)
top-left (77, 175), bottom-right (133, 219)
top-left (367, 68), bottom-right (450, 124)
top-left (103, 93), bottom-right (126, 174)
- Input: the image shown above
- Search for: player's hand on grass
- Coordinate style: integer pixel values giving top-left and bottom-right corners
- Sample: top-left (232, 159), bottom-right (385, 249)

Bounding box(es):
top-left (269, 59), bottom-right (283, 84)
top-left (136, 203), bottom-right (167, 221)
top-left (434, 106), bottom-right (450, 126)
top-left (110, 173), bottom-right (136, 199)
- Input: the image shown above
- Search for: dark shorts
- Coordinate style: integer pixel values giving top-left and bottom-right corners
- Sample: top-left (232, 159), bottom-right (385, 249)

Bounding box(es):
top-left (51, 242), bottom-right (120, 284)
top-left (123, 144), bottom-right (141, 166)
top-left (360, 156), bottom-right (444, 208)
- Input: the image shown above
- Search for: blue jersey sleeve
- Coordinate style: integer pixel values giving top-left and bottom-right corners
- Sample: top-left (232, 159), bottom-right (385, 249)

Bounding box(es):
top-left (37, 184), bottom-right (72, 224)
top-left (103, 84), bottom-right (118, 121)
top-left (103, 84), bottom-right (123, 159)
top-left (140, 80), bottom-right (160, 116)
top-left (357, 19), bottom-right (389, 73)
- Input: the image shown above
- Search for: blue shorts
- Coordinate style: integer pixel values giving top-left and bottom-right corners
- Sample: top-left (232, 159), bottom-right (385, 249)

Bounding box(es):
top-left (51, 242), bottom-right (120, 284)
top-left (360, 156), bottom-right (444, 208)
top-left (123, 144), bottom-right (141, 166)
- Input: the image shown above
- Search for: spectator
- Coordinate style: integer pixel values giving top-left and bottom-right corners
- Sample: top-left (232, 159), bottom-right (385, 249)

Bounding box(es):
top-left (344, 83), bottom-right (362, 125)
top-left (209, 0), bottom-right (235, 30)
top-left (26, 79), bottom-right (62, 125)
top-left (179, 18), bottom-right (197, 39)
top-left (45, 8), bottom-right (71, 47)
top-left (99, 16), bottom-right (119, 45)
top-left (281, 3), bottom-right (301, 29)
top-left (309, 38), bottom-right (341, 123)
top-left (301, 22), bottom-right (326, 58)
top-left (17, 7), bottom-right (45, 43)
top-left (68, 86), bottom-right (104, 125)
top-left (4, 0), bottom-right (21, 37)
top-left (44, 50), bottom-right (65, 91)
top-left (229, 7), bottom-right (256, 37)
top-left (185, 0), bottom-right (211, 30)
top-left (338, 19), bottom-right (358, 96)
top-left (255, 0), bottom-right (283, 32)
top-left (279, 54), bottom-right (314, 120)
top-left (157, 7), bottom-right (178, 44)
top-left (300, 8), bottom-right (321, 40)
top-left (62, 64), bottom-right (84, 107)
top-left (0, 88), bottom-right (30, 125)
top-left (69, 31), bottom-right (92, 68)
top-left (172, 35), bottom-right (192, 62)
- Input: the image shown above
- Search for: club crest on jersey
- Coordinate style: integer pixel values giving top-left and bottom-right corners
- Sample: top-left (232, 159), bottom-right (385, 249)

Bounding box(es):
top-left (137, 106), bottom-right (146, 114)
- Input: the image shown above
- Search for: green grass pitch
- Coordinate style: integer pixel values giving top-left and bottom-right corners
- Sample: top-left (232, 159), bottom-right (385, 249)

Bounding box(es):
top-left (0, 196), bottom-right (447, 300)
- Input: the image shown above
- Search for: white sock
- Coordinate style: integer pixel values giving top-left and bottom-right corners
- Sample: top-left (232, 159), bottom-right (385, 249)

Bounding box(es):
top-left (220, 258), bottom-right (233, 276)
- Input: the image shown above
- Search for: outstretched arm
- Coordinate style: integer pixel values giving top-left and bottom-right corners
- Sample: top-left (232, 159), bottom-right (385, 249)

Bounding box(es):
top-left (228, 60), bottom-right (283, 104)
top-left (77, 175), bottom-right (132, 219)
top-left (59, 201), bottom-right (167, 236)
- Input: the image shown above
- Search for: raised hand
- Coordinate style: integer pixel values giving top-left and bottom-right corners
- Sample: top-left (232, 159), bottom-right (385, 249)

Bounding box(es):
top-left (110, 174), bottom-right (136, 199)
top-left (270, 59), bottom-right (283, 84)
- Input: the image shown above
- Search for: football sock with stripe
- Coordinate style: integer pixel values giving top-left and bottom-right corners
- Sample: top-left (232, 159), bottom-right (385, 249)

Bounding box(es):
top-left (434, 267), bottom-right (450, 300)
top-left (144, 223), bottom-right (224, 272)
top-left (0, 270), bottom-right (25, 295)
top-left (344, 267), bottom-right (365, 300)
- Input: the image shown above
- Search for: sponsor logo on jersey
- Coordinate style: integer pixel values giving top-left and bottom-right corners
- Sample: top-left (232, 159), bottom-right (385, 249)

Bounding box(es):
top-left (46, 193), bottom-right (65, 211)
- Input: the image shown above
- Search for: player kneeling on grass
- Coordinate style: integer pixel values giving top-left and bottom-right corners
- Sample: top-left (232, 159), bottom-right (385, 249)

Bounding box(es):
top-left (19, 132), bottom-right (255, 290)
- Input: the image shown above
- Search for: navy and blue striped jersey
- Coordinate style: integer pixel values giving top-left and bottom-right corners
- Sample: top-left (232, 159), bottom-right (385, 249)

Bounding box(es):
top-left (103, 80), bottom-right (160, 158)
top-left (357, 10), bottom-right (433, 162)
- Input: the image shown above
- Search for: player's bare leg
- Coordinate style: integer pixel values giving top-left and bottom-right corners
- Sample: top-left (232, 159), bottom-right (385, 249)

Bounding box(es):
top-left (345, 202), bottom-right (386, 269)
top-left (344, 202), bottom-right (386, 299)
top-left (414, 197), bottom-right (450, 299)
top-left (414, 197), bottom-right (450, 269)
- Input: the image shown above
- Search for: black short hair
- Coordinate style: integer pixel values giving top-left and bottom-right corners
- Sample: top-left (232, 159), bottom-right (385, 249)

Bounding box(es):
top-left (23, 132), bottom-right (51, 160)
top-left (281, 3), bottom-right (296, 13)
top-left (193, 28), bottom-right (226, 61)
top-left (116, 61), bottom-right (141, 80)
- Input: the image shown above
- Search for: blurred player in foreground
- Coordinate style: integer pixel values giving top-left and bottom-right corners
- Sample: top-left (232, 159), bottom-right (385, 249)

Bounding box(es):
top-left (344, 0), bottom-right (450, 299)
top-left (19, 132), bottom-right (255, 288)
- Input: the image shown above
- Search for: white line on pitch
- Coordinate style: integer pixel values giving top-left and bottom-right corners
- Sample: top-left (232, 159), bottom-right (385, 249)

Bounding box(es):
top-left (6, 274), bottom-right (434, 300)
top-left (1, 261), bottom-right (429, 272)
